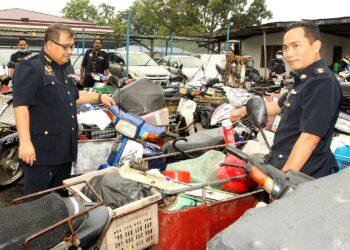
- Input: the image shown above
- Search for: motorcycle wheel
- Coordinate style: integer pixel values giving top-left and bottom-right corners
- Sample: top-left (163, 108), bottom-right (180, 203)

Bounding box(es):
top-left (0, 145), bottom-right (23, 190)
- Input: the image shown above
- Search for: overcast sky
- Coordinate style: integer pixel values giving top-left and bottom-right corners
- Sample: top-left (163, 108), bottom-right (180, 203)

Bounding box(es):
top-left (0, 0), bottom-right (349, 23)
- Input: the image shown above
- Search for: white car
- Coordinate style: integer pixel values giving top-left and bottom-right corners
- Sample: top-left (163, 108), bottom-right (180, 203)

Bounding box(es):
top-left (0, 49), bottom-right (17, 75)
top-left (188, 54), bottom-right (226, 86)
top-left (158, 55), bottom-right (201, 80)
top-left (108, 51), bottom-right (171, 85)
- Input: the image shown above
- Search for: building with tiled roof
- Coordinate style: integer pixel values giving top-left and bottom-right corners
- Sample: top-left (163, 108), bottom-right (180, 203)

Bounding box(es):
top-left (0, 8), bottom-right (114, 50)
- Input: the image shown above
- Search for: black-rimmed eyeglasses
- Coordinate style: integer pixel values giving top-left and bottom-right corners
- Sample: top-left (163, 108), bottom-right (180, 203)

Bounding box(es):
top-left (51, 40), bottom-right (75, 51)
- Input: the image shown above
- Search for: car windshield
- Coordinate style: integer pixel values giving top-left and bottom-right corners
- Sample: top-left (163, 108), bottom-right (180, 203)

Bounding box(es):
top-left (70, 54), bottom-right (84, 68)
top-left (179, 57), bottom-right (201, 68)
top-left (129, 53), bottom-right (158, 66)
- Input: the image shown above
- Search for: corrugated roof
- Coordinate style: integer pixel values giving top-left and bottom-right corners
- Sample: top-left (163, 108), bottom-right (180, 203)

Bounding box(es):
top-left (212, 16), bottom-right (350, 41)
top-left (0, 8), bottom-right (111, 31)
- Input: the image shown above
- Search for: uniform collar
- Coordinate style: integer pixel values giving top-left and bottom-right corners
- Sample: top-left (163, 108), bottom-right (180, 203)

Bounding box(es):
top-left (40, 49), bottom-right (69, 68)
top-left (298, 59), bottom-right (325, 77)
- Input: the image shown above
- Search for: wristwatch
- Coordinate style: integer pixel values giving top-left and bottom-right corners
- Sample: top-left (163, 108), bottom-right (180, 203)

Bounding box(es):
top-left (98, 93), bottom-right (102, 104)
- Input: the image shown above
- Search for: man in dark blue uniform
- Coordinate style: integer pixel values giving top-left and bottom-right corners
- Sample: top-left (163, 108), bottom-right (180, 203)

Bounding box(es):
top-left (231, 22), bottom-right (342, 178)
top-left (8, 37), bottom-right (32, 77)
top-left (80, 38), bottom-right (109, 87)
top-left (13, 23), bottom-right (115, 195)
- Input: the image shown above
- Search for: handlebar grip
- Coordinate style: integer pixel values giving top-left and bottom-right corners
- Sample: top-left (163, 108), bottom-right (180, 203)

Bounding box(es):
top-left (226, 145), bottom-right (249, 162)
top-left (164, 131), bottom-right (179, 138)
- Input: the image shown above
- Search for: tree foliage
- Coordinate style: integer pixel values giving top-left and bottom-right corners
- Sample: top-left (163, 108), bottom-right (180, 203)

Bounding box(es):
top-left (62, 0), bottom-right (272, 36)
top-left (62, 0), bottom-right (116, 26)
top-left (61, 0), bottom-right (97, 23)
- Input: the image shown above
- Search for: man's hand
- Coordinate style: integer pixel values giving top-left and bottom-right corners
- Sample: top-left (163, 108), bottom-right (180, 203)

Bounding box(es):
top-left (80, 78), bottom-right (84, 86)
top-left (230, 107), bottom-right (246, 122)
top-left (19, 141), bottom-right (36, 166)
top-left (101, 94), bottom-right (116, 107)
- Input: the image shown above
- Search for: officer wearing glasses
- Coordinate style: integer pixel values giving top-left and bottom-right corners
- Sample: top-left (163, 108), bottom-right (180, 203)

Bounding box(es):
top-left (12, 23), bottom-right (115, 195)
top-left (80, 38), bottom-right (109, 87)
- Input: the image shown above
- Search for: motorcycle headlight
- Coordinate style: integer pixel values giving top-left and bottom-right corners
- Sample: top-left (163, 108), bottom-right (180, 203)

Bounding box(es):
top-left (115, 119), bottom-right (138, 138)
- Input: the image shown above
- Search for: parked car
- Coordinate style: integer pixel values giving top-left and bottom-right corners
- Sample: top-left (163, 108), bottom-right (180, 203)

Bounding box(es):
top-left (108, 51), bottom-right (171, 85)
top-left (0, 49), bottom-right (17, 75)
top-left (188, 54), bottom-right (260, 86)
top-left (158, 55), bottom-right (201, 80)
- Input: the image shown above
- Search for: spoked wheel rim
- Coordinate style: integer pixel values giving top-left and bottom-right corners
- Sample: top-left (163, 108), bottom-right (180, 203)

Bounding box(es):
top-left (0, 146), bottom-right (23, 186)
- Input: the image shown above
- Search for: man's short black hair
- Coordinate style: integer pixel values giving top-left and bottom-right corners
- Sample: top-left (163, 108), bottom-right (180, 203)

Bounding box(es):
top-left (285, 21), bottom-right (321, 44)
top-left (94, 38), bottom-right (103, 44)
top-left (44, 23), bottom-right (75, 44)
top-left (17, 37), bottom-right (28, 44)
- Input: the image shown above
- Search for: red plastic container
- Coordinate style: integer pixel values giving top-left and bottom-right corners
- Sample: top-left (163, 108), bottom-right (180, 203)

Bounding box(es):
top-left (162, 170), bottom-right (191, 183)
top-left (216, 154), bottom-right (257, 193)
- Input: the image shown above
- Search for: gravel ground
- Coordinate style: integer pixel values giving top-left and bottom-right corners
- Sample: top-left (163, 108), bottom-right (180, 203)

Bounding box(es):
top-left (0, 179), bottom-right (24, 208)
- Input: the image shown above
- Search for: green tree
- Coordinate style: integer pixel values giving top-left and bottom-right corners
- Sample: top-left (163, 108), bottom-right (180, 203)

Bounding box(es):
top-left (96, 3), bottom-right (116, 26)
top-left (61, 0), bottom-right (97, 23)
top-left (136, 0), bottom-right (203, 35)
top-left (133, 0), bottom-right (272, 34)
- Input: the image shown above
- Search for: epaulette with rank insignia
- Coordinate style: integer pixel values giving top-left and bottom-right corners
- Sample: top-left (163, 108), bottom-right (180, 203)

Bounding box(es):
top-left (313, 67), bottom-right (326, 76)
top-left (23, 53), bottom-right (38, 61)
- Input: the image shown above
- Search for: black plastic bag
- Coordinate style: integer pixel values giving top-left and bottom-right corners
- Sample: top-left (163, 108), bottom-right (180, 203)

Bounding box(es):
top-left (82, 172), bottom-right (152, 209)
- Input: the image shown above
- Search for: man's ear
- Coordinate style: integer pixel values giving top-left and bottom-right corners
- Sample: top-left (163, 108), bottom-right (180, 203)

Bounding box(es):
top-left (313, 40), bottom-right (321, 54)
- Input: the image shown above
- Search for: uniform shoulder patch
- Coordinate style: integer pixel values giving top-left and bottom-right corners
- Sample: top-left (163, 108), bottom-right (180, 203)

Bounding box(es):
top-left (23, 53), bottom-right (38, 61)
top-left (313, 67), bottom-right (326, 75)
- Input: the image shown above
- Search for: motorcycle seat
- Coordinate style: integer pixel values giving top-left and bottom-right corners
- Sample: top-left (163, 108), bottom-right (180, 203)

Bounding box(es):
top-left (162, 127), bottom-right (225, 157)
top-left (0, 193), bottom-right (85, 249)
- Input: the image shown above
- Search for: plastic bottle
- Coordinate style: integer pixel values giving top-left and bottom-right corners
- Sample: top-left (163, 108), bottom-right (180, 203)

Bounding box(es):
top-left (222, 119), bottom-right (236, 147)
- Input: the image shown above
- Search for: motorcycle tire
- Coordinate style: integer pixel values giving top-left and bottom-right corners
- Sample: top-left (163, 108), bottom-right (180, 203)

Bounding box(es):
top-left (0, 144), bottom-right (23, 190)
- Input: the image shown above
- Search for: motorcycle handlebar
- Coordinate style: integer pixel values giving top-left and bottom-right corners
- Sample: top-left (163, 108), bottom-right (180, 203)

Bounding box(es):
top-left (226, 145), bottom-right (249, 162)
top-left (164, 131), bottom-right (179, 138)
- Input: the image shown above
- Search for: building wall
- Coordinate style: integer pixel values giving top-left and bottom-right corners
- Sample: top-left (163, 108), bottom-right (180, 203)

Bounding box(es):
top-left (241, 32), bottom-right (350, 77)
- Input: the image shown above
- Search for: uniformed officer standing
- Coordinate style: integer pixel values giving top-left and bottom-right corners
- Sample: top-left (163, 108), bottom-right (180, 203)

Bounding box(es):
top-left (268, 50), bottom-right (286, 79)
top-left (13, 23), bottom-right (115, 195)
top-left (230, 22), bottom-right (342, 178)
top-left (80, 38), bottom-right (109, 87)
top-left (8, 37), bottom-right (32, 77)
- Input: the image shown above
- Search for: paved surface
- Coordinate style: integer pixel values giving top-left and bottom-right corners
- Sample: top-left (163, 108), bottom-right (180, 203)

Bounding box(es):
top-left (0, 179), bottom-right (23, 208)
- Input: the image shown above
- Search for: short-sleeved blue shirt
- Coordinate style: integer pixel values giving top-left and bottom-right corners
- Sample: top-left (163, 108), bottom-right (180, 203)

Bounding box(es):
top-left (12, 49), bottom-right (79, 165)
top-left (270, 59), bottom-right (342, 178)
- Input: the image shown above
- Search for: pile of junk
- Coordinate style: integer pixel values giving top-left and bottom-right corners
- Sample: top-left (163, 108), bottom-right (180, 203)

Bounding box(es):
top-left (0, 61), bottom-right (350, 249)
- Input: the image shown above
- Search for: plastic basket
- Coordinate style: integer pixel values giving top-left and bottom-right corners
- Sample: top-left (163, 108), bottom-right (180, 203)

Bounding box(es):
top-left (193, 94), bottom-right (228, 107)
top-left (0, 95), bottom-right (15, 126)
top-left (100, 203), bottom-right (158, 250)
top-left (92, 86), bottom-right (117, 94)
top-left (63, 168), bottom-right (161, 250)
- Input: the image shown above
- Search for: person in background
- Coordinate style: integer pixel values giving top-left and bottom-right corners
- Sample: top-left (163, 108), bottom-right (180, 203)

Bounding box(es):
top-left (80, 38), bottom-right (109, 87)
top-left (339, 51), bottom-right (350, 72)
top-left (8, 37), bottom-right (32, 77)
top-left (268, 50), bottom-right (286, 79)
top-left (12, 23), bottom-right (115, 195)
top-left (230, 22), bottom-right (342, 178)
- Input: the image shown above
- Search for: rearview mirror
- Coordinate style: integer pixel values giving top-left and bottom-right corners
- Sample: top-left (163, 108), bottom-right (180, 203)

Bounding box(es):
top-left (246, 96), bottom-right (267, 128)
top-left (215, 64), bottom-right (225, 76)
top-left (108, 75), bottom-right (123, 88)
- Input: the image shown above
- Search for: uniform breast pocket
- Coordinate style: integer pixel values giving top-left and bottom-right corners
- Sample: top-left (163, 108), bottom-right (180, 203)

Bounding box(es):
top-left (43, 76), bottom-right (61, 88)
top-left (288, 92), bottom-right (301, 112)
